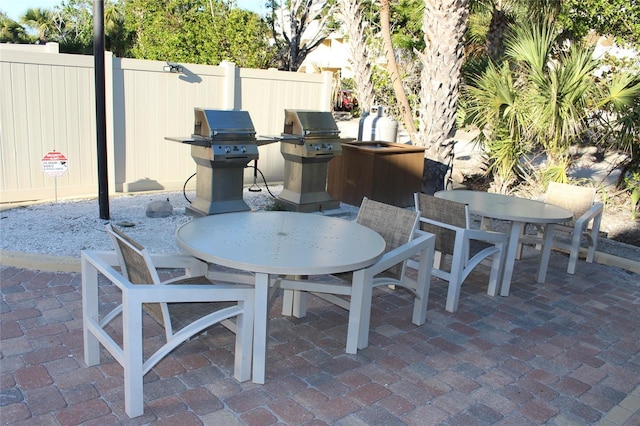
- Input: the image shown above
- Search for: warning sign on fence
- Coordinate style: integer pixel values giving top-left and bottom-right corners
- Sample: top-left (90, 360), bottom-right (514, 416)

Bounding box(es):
top-left (41, 151), bottom-right (68, 177)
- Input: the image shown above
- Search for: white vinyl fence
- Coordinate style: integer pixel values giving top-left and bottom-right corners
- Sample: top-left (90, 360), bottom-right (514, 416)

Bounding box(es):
top-left (0, 44), bottom-right (334, 203)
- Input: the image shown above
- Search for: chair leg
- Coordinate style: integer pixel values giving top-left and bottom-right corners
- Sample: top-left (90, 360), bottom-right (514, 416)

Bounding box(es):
top-left (515, 225), bottom-right (526, 260)
top-left (586, 218), bottom-right (601, 264)
top-left (122, 297), bottom-right (145, 418)
top-left (81, 257), bottom-right (101, 367)
top-left (567, 230), bottom-right (582, 275)
top-left (281, 289), bottom-right (294, 316)
top-left (445, 252), bottom-right (465, 313)
top-left (486, 247), bottom-right (504, 297)
top-left (412, 244), bottom-right (434, 325)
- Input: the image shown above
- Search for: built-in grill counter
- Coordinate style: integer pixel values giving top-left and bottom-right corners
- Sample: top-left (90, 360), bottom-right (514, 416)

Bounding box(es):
top-left (166, 109), bottom-right (260, 216)
top-left (276, 110), bottom-right (353, 212)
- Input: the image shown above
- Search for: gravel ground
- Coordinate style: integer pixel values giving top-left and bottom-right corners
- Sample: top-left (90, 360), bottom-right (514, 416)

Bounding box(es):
top-left (1, 183), bottom-right (637, 263)
top-left (0, 186), bottom-right (287, 257)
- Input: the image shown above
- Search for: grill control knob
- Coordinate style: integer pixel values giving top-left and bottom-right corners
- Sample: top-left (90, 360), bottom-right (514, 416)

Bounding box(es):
top-left (241, 146), bottom-right (247, 153)
top-left (225, 146), bottom-right (231, 153)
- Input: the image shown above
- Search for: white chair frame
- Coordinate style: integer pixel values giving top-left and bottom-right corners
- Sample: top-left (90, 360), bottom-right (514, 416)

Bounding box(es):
top-left (411, 192), bottom-right (507, 313)
top-left (518, 182), bottom-right (604, 274)
top-left (278, 199), bottom-right (436, 354)
top-left (81, 249), bottom-right (254, 418)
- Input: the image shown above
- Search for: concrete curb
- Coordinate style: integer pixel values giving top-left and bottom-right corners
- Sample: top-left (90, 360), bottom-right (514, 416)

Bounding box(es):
top-left (1, 250), bottom-right (81, 273)
top-left (2, 247), bottom-right (638, 275)
top-left (593, 251), bottom-right (640, 274)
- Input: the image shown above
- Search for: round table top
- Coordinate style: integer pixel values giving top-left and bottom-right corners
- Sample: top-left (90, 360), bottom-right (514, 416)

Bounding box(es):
top-left (175, 211), bottom-right (386, 275)
top-left (434, 190), bottom-right (572, 223)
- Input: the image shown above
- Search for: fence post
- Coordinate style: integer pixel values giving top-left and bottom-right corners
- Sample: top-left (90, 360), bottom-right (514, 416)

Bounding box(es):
top-left (321, 71), bottom-right (334, 111)
top-left (105, 51), bottom-right (116, 194)
top-left (221, 61), bottom-right (238, 110)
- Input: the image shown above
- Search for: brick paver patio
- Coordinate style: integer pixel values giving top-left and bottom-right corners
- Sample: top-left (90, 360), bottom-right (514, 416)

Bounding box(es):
top-left (1, 251), bottom-right (639, 425)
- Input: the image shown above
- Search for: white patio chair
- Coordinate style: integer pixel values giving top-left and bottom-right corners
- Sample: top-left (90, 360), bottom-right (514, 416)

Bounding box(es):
top-left (278, 197), bottom-right (435, 354)
top-left (518, 181), bottom-right (603, 274)
top-left (82, 224), bottom-right (254, 418)
top-left (410, 193), bottom-right (507, 313)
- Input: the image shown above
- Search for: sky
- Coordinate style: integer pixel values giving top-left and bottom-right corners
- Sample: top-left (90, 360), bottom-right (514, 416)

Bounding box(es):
top-left (1, 0), bottom-right (267, 22)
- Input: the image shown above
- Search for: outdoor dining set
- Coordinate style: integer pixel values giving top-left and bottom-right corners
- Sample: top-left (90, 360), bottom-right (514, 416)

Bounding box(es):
top-left (80, 183), bottom-right (603, 418)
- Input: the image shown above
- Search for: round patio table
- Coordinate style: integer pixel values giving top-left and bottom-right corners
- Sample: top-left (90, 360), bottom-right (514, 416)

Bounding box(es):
top-left (176, 211), bottom-right (386, 383)
top-left (435, 190), bottom-right (572, 295)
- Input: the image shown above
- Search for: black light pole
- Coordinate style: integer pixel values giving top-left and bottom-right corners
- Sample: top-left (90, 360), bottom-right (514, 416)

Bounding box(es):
top-left (94, 0), bottom-right (109, 219)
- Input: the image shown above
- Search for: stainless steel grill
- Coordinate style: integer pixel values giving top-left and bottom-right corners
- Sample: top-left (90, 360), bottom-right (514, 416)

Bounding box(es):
top-left (166, 108), bottom-right (259, 216)
top-left (277, 110), bottom-right (351, 212)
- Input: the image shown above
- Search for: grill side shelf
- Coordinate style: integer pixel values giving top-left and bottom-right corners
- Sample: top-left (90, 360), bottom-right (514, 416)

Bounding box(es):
top-left (164, 136), bottom-right (211, 147)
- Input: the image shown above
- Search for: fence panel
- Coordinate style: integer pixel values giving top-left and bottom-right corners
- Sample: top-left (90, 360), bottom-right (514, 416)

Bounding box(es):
top-left (0, 46), bottom-right (333, 203)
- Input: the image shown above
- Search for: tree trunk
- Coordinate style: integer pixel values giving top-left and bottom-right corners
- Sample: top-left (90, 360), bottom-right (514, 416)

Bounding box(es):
top-left (486, 1), bottom-right (508, 61)
top-left (417, 0), bottom-right (470, 162)
top-left (339, 0), bottom-right (375, 112)
top-left (380, 0), bottom-right (418, 140)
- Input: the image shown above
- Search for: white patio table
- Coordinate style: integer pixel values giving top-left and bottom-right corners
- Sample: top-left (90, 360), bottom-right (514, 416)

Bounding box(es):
top-left (434, 190), bottom-right (572, 296)
top-left (175, 211), bottom-right (385, 384)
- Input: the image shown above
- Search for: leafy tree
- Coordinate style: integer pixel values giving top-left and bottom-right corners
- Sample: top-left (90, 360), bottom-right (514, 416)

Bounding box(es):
top-left (125, 0), bottom-right (274, 68)
top-left (50, 0), bottom-right (94, 54)
top-left (558, 0), bottom-right (640, 48)
top-left (267, 0), bottom-right (338, 71)
top-left (380, 0), bottom-right (417, 139)
top-left (0, 12), bottom-right (29, 43)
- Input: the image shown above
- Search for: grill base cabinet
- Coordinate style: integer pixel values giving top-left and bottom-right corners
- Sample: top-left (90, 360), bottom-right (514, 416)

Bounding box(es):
top-left (188, 145), bottom-right (251, 216)
top-left (276, 110), bottom-right (348, 212)
top-left (327, 142), bottom-right (425, 208)
top-left (278, 154), bottom-right (341, 212)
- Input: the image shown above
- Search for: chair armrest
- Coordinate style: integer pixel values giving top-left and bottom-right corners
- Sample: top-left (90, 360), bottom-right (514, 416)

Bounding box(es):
top-left (81, 250), bottom-right (253, 303)
top-left (365, 231), bottom-right (434, 276)
top-left (82, 250), bottom-right (140, 292)
top-left (575, 202), bottom-right (603, 228)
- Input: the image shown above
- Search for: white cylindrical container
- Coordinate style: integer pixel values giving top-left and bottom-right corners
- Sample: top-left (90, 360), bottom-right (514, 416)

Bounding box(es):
top-left (358, 106), bottom-right (398, 142)
top-left (375, 114), bottom-right (398, 142)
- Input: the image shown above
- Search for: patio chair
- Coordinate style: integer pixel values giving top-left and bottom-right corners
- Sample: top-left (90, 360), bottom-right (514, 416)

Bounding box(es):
top-left (81, 224), bottom-right (254, 418)
top-left (410, 193), bottom-right (507, 313)
top-left (518, 181), bottom-right (603, 274)
top-left (278, 197), bottom-right (435, 354)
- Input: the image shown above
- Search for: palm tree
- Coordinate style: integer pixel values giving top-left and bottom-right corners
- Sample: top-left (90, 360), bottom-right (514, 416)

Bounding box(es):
top-left (0, 13), bottom-right (27, 43)
top-left (463, 21), bottom-right (638, 191)
top-left (417, 0), bottom-right (471, 162)
top-left (464, 60), bottom-right (531, 192)
top-left (338, 0), bottom-right (375, 112)
top-left (105, 1), bottom-right (132, 57)
top-left (20, 8), bottom-right (53, 43)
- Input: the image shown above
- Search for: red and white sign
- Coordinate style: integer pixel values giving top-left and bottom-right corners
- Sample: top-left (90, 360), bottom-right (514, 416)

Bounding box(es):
top-left (41, 151), bottom-right (68, 177)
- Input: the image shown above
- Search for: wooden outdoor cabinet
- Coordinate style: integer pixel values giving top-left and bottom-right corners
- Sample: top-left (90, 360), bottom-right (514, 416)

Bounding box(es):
top-left (327, 141), bottom-right (425, 207)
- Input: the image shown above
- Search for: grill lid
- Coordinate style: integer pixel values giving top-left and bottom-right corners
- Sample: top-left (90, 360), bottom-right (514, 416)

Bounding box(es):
top-left (194, 109), bottom-right (256, 141)
top-left (283, 110), bottom-right (340, 138)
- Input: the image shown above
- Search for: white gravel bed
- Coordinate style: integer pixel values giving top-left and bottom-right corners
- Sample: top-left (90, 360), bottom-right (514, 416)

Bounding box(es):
top-left (1, 186), bottom-right (286, 258)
